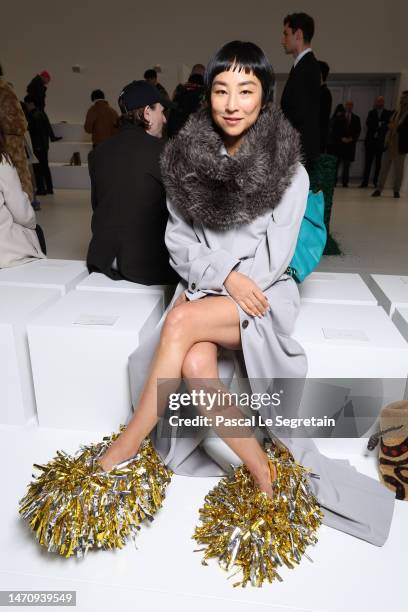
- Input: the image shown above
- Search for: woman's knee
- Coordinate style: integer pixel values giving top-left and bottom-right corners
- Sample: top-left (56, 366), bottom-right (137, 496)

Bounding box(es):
top-left (160, 303), bottom-right (193, 344)
top-left (181, 344), bottom-right (218, 379)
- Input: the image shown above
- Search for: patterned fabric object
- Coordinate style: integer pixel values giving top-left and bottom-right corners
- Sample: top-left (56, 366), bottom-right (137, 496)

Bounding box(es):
top-left (0, 78), bottom-right (33, 201)
top-left (379, 401), bottom-right (408, 501)
top-left (308, 153), bottom-right (339, 255)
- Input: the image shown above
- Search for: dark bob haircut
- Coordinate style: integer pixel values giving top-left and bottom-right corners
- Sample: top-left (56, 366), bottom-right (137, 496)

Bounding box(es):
top-left (204, 40), bottom-right (275, 106)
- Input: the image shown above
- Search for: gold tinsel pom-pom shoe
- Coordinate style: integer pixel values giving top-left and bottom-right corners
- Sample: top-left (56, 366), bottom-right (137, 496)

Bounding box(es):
top-left (193, 443), bottom-right (323, 588)
top-left (18, 429), bottom-right (173, 558)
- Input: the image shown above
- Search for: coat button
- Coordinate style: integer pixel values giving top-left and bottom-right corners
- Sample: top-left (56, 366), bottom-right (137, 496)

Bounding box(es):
top-left (242, 319), bottom-right (249, 329)
top-left (191, 282), bottom-right (196, 290)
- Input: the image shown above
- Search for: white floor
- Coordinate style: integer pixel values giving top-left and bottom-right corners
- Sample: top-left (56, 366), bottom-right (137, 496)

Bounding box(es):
top-left (1, 186), bottom-right (408, 611)
top-left (34, 185), bottom-right (408, 275)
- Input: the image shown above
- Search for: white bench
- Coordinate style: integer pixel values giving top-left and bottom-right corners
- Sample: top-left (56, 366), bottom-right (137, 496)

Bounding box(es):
top-left (392, 306), bottom-right (408, 343)
top-left (0, 259), bottom-right (88, 295)
top-left (293, 303), bottom-right (408, 378)
top-left (76, 272), bottom-right (175, 309)
top-left (367, 274), bottom-right (408, 315)
top-left (27, 290), bottom-right (163, 431)
top-left (0, 286), bottom-right (60, 425)
top-left (299, 272), bottom-right (377, 306)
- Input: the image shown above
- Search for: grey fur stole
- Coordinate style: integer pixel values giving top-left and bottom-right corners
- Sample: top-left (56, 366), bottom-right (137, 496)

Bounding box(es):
top-left (160, 104), bottom-right (301, 230)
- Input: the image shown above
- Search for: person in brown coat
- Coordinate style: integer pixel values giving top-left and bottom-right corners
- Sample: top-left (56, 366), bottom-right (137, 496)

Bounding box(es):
top-left (84, 90), bottom-right (119, 147)
top-left (0, 65), bottom-right (33, 201)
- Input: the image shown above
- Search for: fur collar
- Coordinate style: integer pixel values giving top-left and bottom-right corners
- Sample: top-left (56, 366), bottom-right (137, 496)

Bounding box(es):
top-left (160, 104), bottom-right (301, 230)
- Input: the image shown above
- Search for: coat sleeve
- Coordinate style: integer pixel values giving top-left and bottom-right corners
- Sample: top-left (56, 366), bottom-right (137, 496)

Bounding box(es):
top-left (165, 198), bottom-right (240, 298)
top-left (249, 163), bottom-right (309, 290)
top-left (0, 161), bottom-right (37, 228)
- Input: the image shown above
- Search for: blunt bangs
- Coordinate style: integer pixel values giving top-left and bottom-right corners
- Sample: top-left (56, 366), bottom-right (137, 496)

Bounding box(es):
top-left (204, 40), bottom-right (275, 105)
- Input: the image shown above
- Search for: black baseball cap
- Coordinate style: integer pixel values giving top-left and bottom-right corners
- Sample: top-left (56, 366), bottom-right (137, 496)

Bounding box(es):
top-left (118, 80), bottom-right (175, 112)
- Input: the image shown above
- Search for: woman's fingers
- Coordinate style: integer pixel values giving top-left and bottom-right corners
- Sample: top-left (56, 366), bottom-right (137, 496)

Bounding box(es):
top-left (249, 291), bottom-right (269, 315)
top-left (253, 289), bottom-right (269, 311)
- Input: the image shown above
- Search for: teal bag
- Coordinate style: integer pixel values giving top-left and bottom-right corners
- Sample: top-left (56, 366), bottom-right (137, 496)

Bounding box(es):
top-left (287, 190), bottom-right (327, 283)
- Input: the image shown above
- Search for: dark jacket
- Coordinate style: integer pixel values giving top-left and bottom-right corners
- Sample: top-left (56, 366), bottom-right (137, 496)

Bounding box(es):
top-left (167, 82), bottom-right (204, 138)
top-left (27, 108), bottom-right (50, 151)
top-left (281, 51), bottom-right (321, 166)
top-left (27, 75), bottom-right (47, 110)
top-left (86, 123), bottom-right (179, 285)
top-left (332, 112), bottom-right (361, 161)
top-left (365, 108), bottom-right (392, 150)
top-left (397, 113), bottom-right (408, 154)
top-left (319, 84), bottom-right (332, 153)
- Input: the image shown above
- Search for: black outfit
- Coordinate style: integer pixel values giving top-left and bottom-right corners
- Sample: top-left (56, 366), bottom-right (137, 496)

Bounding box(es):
top-left (319, 84), bottom-right (332, 153)
top-left (397, 112), bottom-right (408, 154)
top-left (361, 108), bottom-right (392, 186)
top-left (332, 111), bottom-right (361, 186)
top-left (27, 75), bottom-right (47, 109)
top-left (27, 108), bottom-right (53, 194)
top-left (167, 82), bottom-right (204, 138)
top-left (281, 51), bottom-right (321, 171)
top-left (87, 123), bottom-right (179, 285)
top-left (26, 75), bottom-right (57, 140)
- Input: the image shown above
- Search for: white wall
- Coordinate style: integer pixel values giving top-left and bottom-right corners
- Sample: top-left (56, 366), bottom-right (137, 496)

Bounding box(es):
top-left (1, 0), bottom-right (407, 123)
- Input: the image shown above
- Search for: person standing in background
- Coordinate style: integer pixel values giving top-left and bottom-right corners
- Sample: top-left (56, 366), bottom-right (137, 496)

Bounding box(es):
top-left (319, 61), bottom-right (332, 153)
top-left (361, 96), bottom-right (392, 188)
top-left (26, 71), bottom-right (62, 142)
top-left (143, 69), bottom-right (169, 100)
top-left (0, 64), bottom-right (34, 201)
top-left (372, 91), bottom-right (408, 199)
top-left (334, 100), bottom-right (361, 187)
top-left (281, 12), bottom-right (321, 173)
top-left (24, 95), bottom-right (54, 195)
top-left (84, 90), bottom-right (119, 147)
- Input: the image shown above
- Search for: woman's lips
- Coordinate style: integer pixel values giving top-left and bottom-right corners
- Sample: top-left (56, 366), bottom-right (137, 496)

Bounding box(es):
top-left (223, 117), bottom-right (242, 125)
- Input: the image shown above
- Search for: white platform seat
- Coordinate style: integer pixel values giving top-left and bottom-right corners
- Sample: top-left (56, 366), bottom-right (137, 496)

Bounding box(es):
top-left (52, 122), bottom-right (91, 142)
top-left (367, 274), bottom-right (408, 315)
top-left (27, 290), bottom-right (163, 431)
top-left (0, 259), bottom-right (88, 295)
top-left (299, 272), bottom-right (377, 306)
top-left (0, 286), bottom-right (60, 425)
top-left (392, 306), bottom-right (408, 343)
top-left (76, 272), bottom-right (174, 309)
top-left (293, 303), bottom-right (408, 378)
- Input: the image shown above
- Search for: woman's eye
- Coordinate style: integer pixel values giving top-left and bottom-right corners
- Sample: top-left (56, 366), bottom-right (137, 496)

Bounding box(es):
top-left (241, 90), bottom-right (252, 95)
top-left (214, 89), bottom-right (227, 95)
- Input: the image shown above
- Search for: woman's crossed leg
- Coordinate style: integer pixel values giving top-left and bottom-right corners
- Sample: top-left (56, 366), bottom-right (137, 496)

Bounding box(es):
top-left (97, 295), bottom-right (275, 496)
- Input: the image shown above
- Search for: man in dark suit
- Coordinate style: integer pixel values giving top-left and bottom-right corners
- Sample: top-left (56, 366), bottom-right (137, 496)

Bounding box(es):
top-left (319, 61), bottom-right (332, 153)
top-left (86, 80), bottom-right (179, 285)
top-left (281, 12), bottom-right (321, 172)
top-left (360, 96), bottom-right (392, 188)
top-left (334, 100), bottom-right (361, 187)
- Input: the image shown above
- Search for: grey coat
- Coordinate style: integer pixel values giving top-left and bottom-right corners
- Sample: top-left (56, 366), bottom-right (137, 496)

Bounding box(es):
top-left (128, 162), bottom-right (395, 547)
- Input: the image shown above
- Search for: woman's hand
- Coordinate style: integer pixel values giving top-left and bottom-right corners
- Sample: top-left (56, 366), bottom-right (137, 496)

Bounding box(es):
top-left (172, 291), bottom-right (188, 309)
top-left (224, 271), bottom-right (269, 317)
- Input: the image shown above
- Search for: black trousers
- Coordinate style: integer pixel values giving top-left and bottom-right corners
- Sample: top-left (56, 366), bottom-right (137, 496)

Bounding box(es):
top-left (362, 144), bottom-right (383, 186)
top-left (336, 158), bottom-right (351, 186)
top-left (33, 149), bottom-right (53, 193)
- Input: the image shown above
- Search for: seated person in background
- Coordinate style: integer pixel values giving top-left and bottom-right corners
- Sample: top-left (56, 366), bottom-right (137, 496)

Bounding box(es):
top-left (86, 80), bottom-right (179, 286)
top-left (84, 89), bottom-right (119, 147)
top-left (0, 121), bottom-right (45, 268)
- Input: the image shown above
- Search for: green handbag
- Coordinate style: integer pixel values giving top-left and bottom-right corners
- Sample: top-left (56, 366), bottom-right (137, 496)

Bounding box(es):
top-left (287, 190), bottom-right (327, 283)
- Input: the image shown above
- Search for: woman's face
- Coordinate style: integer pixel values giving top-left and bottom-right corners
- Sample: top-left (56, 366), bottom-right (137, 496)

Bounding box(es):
top-left (210, 66), bottom-right (263, 150)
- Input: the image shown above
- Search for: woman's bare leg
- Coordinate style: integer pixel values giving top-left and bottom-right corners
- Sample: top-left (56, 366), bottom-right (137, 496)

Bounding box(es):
top-left (181, 341), bottom-right (276, 497)
top-left (98, 296), bottom-right (275, 496)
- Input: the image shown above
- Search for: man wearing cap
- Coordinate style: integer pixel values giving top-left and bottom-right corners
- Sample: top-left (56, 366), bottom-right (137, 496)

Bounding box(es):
top-left (26, 71), bottom-right (62, 142)
top-left (86, 80), bottom-right (179, 286)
